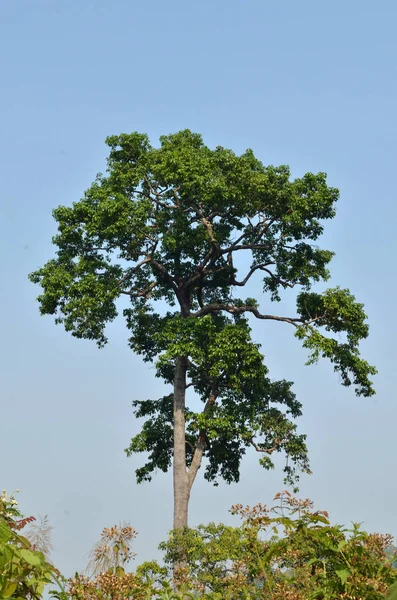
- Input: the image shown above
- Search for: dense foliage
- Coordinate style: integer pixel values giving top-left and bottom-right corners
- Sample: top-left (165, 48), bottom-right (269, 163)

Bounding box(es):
top-left (161, 491), bottom-right (397, 599)
top-left (30, 130), bottom-right (376, 531)
top-left (126, 314), bottom-right (311, 489)
top-left (2, 489), bottom-right (396, 599)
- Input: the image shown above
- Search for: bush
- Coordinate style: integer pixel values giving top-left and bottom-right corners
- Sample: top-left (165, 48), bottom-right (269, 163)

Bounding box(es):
top-left (0, 489), bottom-right (66, 599)
top-left (160, 491), bottom-right (397, 599)
top-left (3, 488), bottom-right (396, 599)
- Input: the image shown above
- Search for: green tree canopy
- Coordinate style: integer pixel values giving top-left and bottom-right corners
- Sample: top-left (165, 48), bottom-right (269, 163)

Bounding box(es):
top-left (30, 130), bottom-right (376, 530)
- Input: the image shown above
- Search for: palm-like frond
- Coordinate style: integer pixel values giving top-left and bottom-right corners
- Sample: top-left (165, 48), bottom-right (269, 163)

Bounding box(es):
top-left (26, 514), bottom-right (54, 557)
top-left (86, 522), bottom-right (137, 576)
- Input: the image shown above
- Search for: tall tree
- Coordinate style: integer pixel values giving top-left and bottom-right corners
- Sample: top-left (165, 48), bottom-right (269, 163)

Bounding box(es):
top-left (30, 130), bottom-right (376, 533)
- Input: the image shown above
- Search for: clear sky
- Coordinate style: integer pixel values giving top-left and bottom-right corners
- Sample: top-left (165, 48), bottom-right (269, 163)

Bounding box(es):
top-left (1, 0), bottom-right (396, 578)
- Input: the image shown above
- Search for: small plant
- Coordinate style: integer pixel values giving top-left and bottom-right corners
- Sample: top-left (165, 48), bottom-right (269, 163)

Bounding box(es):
top-left (68, 522), bottom-right (197, 600)
top-left (87, 522), bottom-right (137, 575)
top-left (0, 489), bottom-right (66, 599)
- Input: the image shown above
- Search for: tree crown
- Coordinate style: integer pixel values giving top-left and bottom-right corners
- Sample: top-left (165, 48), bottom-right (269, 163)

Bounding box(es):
top-left (30, 130), bottom-right (376, 487)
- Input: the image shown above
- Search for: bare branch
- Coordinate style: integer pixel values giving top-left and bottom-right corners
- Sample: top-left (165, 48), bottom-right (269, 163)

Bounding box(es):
top-left (221, 243), bottom-right (273, 255)
top-left (142, 177), bottom-right (179, 209)
top-left (231, 262), bottom-right (274, 286)
top-left (197, 245), bottom-right (215, 270)
top-left (116, 257), bottom-right (151, 288)
top-left (228, 229), bottom-right (252, 249)
top-left (85, 246), bottom-right (115, 253)
top-left (197, 286), bottom-right (204, 308)
top-left (118, 254), bottom-right (180, 299)
top-left (224, 216), bottom-right (276, 252)
top-left (128, 280), bottom-right (158, 299)
top-left (172, 186), bottom-right (181, 206)
top-left (191, 303), bottom-right (303, 325)
top-left (232, 262), bottom-right (295, 289)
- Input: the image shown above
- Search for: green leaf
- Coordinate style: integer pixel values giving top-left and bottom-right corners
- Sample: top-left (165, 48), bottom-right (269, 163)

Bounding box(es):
top-left (387, 581), bottom-right (397, 600)
top-left (3, 581), bottom-right (18, 597)
top-left (335, 568), bottom-right (350, 585)
top-left (20, 549), bottom-right (42, 566)
top-left (0, 521), bottom-right (11, 542)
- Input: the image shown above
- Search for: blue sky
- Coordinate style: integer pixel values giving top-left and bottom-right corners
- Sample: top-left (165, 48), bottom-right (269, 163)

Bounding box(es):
top-left (1, 0), bottom-right (396, 577)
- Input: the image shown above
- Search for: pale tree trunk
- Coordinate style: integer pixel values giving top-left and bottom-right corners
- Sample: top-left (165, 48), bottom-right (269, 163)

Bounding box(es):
top-left (172, 356), bottom-right (191, 584)
top-left (173, 356), bottom-right (190, 531)
top-left (173, 360), bottom-right (214, 583)
top-left (173, 385), bottom-right (217, 530)
top-left (173, 363), bottom-right (214, 530)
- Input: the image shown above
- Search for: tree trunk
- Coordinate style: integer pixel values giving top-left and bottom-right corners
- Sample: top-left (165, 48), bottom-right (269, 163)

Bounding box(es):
top-left (172, 356), bottom-right (190, 583)
top-left (173, 355), bottom-right (190, 531)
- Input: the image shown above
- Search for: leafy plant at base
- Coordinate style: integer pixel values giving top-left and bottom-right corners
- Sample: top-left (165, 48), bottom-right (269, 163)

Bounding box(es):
top-left (0, 490), bottom-right (66, 600)
top-left (160, 491), bottom-right (397, 599)
top-left (29, 130), bottom-right (376, 537)
top-left (388, 582), bottom-right (397, 600)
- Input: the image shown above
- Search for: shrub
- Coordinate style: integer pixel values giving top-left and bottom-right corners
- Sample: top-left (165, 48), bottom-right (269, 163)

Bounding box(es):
top-left (160, 491), bottom-right (397, 599)
top-left (0, 489), bottom-right (65, 599)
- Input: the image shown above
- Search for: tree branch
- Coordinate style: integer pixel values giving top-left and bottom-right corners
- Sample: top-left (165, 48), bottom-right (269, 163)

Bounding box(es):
top-left (197, 286), bottom-right (204, 308)
top-left (193, 204), bottom-right (220, 270)
top-left (184, 264), bottom-right (231, 289)
top-left (232, 262), bottom-right (295, 289)
top-left (128, 280), bottom-right (158, 299)
top-left (231, 261), bottom-right (273, 286)
top-left (191, 303), bottom-right (303, 325)
top-left (224, 216), bottom-right (276, 252)
top-left (221, 243), bottom-right (273, 255)
top-left (187, 392), bottom-right (217, 488)
top-left (143, 177), bottom-right (179, 209)
top-left (150, 258), bottom-right (179, 293)
top-left (250, 437), bottom-right (283, 455)
top-left (116, 257), bottom-right (151, 289)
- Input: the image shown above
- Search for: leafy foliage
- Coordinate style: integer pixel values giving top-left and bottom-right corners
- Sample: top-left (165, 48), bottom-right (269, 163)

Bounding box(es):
top-left (30, 130), bottom-right (376, 506)
top-left (69, 492), bottom-right (397, 599)
top-left (0, 490), bottom-right (65, 600)
top-left (388, 582), bottom-right (397, 600)
top-left (4, 488), bottom-right (396, 599)
top-left (67, 523), bottom-right (193, 600)
top-left (126, 314), bottom-right (310, 488)
top-left (160, 491), bottom-right (397, 599)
